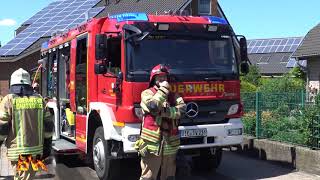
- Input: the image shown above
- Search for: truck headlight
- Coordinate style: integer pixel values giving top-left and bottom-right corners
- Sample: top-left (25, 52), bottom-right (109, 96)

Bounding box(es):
top-left (128, 135), bottom-right (140, 142)
top-left (227, 104), bottom-right (239, 116)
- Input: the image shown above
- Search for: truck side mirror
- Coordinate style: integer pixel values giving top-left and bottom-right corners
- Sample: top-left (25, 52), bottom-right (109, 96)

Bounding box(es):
top-left (96, 34), bottom-right (108, 60)
top-left (240, 62), bottom-right (249, 74)
top-left (239, 37), bottom-right (248, 62)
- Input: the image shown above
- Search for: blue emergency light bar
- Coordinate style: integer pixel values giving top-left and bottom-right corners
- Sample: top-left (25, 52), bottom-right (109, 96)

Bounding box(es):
top-left (41, 41), bottom-right (49, 50)
top-left (204, 16), bottom-right (228, 25)
top-left (109, 13), bottom-right (148, 22)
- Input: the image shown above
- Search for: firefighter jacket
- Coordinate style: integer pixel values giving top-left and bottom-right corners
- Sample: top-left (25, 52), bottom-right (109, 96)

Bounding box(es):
top-left (0, 93), bottom-right (54, 161)
top-left (137, 85), bottom-right (186, 156)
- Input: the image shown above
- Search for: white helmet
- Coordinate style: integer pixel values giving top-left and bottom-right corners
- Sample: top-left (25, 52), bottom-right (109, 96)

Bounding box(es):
top-left (10, 68), bottom-right (31, 86)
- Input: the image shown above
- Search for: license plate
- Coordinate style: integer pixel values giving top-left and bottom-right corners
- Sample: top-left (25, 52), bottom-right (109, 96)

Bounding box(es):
top-left (180, 129), bottom-right (207, 138)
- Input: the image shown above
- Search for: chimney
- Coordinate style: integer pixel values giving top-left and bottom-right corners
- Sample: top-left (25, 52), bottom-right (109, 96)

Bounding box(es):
top-left (211, 0), bottom-right (218, 16)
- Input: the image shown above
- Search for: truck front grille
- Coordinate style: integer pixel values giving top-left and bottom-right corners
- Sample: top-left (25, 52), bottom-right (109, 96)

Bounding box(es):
top-left (179, 100), bottom-right (239, 126)
top-left (180, 137), bottom-right (204, 145)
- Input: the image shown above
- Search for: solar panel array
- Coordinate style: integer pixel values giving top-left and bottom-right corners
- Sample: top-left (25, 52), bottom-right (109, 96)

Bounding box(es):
top-left (286, 58), bottom-right (307, 68)
top-left (247, 37), bottom-right (303, 54)
top-left (0, 0), bottom-right (105, 56)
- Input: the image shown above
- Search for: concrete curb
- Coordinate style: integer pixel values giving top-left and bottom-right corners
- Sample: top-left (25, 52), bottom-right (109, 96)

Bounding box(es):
top-left (239, 136), bottom-right (320, 175)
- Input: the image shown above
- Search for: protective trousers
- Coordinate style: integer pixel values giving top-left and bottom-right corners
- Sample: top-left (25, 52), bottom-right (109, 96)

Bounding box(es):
top-left (11, 161), bottom-right (36, 180)
top-left (139, 140), bottom-right (176, 180)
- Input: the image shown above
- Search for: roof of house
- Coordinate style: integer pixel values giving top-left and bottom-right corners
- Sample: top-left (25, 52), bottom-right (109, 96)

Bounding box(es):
top-left (95, 0), bottom-right (190, 18)
top-left (0, 0), bottom-right (191, 62)
top-left (292, 23), bottom-right (320, 59)
top-left (249, 53), bottom-right (292, 75)
top-left (248, 37), bottom-right (304, 75)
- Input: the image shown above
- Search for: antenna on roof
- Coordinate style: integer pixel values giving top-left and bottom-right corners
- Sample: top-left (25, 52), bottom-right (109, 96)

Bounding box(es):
top-left (164, 10), bottom-right (174, 15)
top-left (179, 10), bottom-right (189, 16)
top-left (85, 11), bottom-right (89, 21)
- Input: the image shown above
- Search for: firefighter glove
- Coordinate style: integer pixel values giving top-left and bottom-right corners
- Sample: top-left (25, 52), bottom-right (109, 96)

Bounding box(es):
top-left (134, 139), bottom-right (149, 157)
top-left (159, 81), bottom-right (170, 90)
top-left (146, 101), bottom-right (160, 115)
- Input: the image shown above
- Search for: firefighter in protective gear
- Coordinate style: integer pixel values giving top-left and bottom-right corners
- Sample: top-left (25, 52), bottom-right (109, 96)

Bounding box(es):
top-left (135, 64), bottom-right (186, 180)
top-left (0, 68), bottom-right (54, 180)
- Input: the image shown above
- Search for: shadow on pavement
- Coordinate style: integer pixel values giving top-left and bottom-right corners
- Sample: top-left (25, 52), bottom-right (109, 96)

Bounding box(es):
top-left (34, 174), bottom-right (56, 179)
top-left (0, 176), bottom-right (13, 180)
top-left (39, 150), bottom-right (301, 180)
top-left (217, 150), bottom-right (296, 180)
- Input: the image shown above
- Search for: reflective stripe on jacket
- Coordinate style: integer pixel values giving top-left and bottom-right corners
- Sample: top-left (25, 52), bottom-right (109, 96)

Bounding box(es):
top-left (0, 94), bottom-right (54, 161)
top-left (138, 86), bottom-right (186, 156)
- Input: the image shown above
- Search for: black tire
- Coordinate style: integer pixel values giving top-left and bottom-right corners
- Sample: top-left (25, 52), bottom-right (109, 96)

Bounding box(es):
top-left (192, 148), bottom-right (223, 172)
top-left (93, 127), bottom-right (120, 180)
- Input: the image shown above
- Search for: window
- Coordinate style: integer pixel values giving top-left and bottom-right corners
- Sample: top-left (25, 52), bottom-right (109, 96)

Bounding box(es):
top-left (76, 36), bottom-right (88, 115)
top-left (198, 0), bottom-right (211, 15)
top-left (107, 38), bottom-right (121, 75)
top-left (58, 46), bottom-right (71, 99)
top-left (47, 50), bottom-right (58, 97)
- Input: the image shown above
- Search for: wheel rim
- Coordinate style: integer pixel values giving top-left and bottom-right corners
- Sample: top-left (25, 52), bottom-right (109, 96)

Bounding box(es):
top-left (93, 138), bottom-right (106, 171)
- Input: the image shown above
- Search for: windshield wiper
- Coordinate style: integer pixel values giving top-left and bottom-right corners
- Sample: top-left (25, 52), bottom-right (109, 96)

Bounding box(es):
top-left (129, 70), bottom-right (149, 75)
top-left (204, 72), bottom-right (237, 81)
top-left (204, 76), bottom-right (224, 81)
top-left (123, 24), bottom-right (150, 42)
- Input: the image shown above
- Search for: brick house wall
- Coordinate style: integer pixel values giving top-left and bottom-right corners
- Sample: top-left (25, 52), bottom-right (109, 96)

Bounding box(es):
top-left (0, 51), bottom-right (39, 96)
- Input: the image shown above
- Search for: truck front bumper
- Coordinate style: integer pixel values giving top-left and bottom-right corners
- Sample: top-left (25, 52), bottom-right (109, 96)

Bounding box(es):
top-left (121, 118), bottom-right (243, 153)
top-left (179, 118), bottom-right (243, 149)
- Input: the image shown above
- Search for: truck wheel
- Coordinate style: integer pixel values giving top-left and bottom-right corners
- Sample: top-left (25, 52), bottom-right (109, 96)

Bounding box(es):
top-left (93, 127), bottom-right (120, 180)
top-left (192, 148), bottom-right (222, 172)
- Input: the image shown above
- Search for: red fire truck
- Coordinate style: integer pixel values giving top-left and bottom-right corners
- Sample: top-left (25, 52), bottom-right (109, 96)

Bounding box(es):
top-left (40, 12), bottom-right (249, 179)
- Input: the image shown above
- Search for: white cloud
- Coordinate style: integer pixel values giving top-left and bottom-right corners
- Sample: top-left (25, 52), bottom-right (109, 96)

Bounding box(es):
top-left (0, 19), bottom-right (16, 26)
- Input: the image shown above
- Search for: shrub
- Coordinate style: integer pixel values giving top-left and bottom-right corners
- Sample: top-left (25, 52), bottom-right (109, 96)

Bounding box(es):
top-left (241, 81), bottom-right (257, 92)
top-left (242, 112), bottom-right (256, 136)
top-left (241, 65), bottom-right (261, 86)
top-left (259, 76), bottom-right (305, 93)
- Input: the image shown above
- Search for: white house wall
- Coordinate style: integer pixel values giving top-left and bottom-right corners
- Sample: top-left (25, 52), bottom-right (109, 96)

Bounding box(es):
top-left (307, 57), bottom-right (320, 92)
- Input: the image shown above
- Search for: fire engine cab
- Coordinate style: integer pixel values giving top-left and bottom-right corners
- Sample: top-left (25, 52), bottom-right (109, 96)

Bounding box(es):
top-left (40, 12), bottom-right (249, 179)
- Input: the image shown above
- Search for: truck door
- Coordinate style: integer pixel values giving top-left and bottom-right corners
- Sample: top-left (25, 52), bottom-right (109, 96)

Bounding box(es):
top-left (97, 37), bottom-right (122, 105)
top-left (73, 34), bottom-right (88, 151)
top-left (46, 49), bottom-right (59, 139)
top-left (57, 44), bottom-right (74, 140)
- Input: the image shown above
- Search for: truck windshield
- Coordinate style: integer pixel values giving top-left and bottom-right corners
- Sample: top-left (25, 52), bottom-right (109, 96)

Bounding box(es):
top-left (126, 35), bottom-right (238, 82)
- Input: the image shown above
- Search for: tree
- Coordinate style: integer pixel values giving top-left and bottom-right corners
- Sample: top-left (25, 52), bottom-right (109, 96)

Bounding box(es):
top-left (241, 65), bottom-right (261, 86)
top-left (289, 67), bottom-right (306, 79)
top-left (259, 75), bottom-right (305, 93)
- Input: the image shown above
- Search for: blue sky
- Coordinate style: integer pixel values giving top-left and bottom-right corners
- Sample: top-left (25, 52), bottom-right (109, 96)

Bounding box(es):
top-left (0, 0), bottom-right (54, 45)
top-left (0, 0), bottom-right (320, 45)
top-left (219, 0), bottom-right (320, 39)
